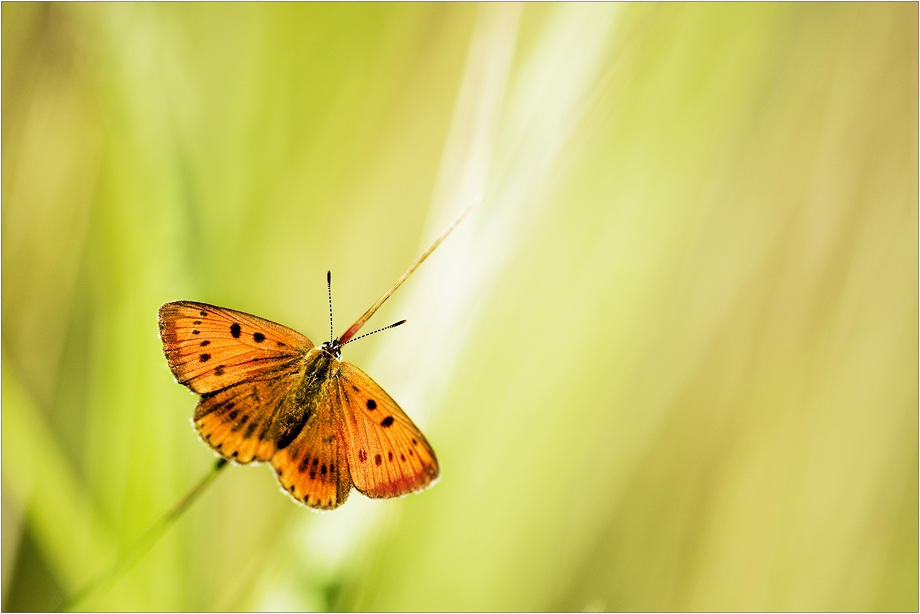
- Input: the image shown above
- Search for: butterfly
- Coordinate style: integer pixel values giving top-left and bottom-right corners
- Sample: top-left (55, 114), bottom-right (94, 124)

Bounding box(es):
top-left (157, 206), bottom-right (473, 510)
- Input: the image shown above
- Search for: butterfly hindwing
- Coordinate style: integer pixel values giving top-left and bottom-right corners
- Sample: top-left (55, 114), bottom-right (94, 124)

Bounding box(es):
top-left (158, 301), bottom-right (312, 394)
top-left (336, 362), bottom-right (439, 499)
top-left (194, 376), bottom-right (295, 464)
top-left (271, 365), bottom-right (352, 510)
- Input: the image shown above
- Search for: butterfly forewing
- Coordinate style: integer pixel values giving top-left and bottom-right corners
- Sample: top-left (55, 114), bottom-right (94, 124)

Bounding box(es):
top-left (159, 301), bottom-right (314, 463)
top-left (158, 301), bottom-right (312, 394)
top-left (336, 362), bottom-right (440, 499)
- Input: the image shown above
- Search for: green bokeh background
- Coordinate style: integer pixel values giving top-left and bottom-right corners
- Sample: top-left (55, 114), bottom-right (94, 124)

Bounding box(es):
top-left (2, 3), bottom-right (917, 611)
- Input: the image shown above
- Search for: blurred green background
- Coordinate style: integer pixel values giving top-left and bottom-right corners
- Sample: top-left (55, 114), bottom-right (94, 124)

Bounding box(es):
top-left (2, 3), bottom-right (917, 612)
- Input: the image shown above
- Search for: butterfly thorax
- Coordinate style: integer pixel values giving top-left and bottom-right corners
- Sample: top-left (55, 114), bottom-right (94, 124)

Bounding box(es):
top-left (296, 347), bottom-right (341, 397)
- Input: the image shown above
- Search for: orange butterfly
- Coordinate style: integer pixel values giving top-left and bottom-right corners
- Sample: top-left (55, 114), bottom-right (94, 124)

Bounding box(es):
top-left (158, 206), bottom-right (473, 510)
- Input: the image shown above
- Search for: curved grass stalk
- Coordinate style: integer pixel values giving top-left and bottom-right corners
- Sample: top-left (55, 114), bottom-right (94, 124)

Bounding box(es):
top-left (59, 458), bottom-right (229, 612)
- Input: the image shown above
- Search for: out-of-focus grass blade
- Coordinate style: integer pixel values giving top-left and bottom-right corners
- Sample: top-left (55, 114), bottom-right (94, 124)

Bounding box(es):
top-left (1, 357), bottom-right (142, 609)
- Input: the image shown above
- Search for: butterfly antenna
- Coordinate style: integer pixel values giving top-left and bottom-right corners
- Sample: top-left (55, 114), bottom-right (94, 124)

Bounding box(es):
top-left (327, 270), bottom-right (334, 345)
top-left (339, 319), bottom-right (407, 348)
top-left (336, 194), bottom-right (480, 345)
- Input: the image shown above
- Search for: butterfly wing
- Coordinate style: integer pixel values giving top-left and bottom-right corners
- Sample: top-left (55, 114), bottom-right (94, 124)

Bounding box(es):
top-left (158, 301), bottom-right (312, 394)
top-left (270, 354), bottom-right (353, 510)
top-left (271, 407), bottom-right (353, 511)
top-left (194, 377), bottom-right (298, 464)
top-left (159, 301), bottom-right (313, 463)
top-left (335, 362), bottom-right (439, 499)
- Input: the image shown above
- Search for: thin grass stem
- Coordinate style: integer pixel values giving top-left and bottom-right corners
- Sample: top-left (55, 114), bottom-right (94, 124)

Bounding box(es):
top-left (59, 458), bottom-right (229, 612)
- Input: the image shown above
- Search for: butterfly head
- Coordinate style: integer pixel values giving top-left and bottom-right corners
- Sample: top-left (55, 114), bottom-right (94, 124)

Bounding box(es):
top-left (319, 340), bottom-right (343, 360)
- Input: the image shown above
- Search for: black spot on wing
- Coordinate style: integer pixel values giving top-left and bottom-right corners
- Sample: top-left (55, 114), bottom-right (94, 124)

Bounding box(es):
top-left (230, 323), bottom-right (241, 338)
top-left (381, 416), bottom-right (394, 427)
top-left (254, 332), bottom-right (265, 343)
top-left (366, 399), bottom-right (377, 410)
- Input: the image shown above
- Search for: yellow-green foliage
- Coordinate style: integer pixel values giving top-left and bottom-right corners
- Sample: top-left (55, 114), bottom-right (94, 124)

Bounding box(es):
top-left (2, 3), bottom-right (916, 611)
